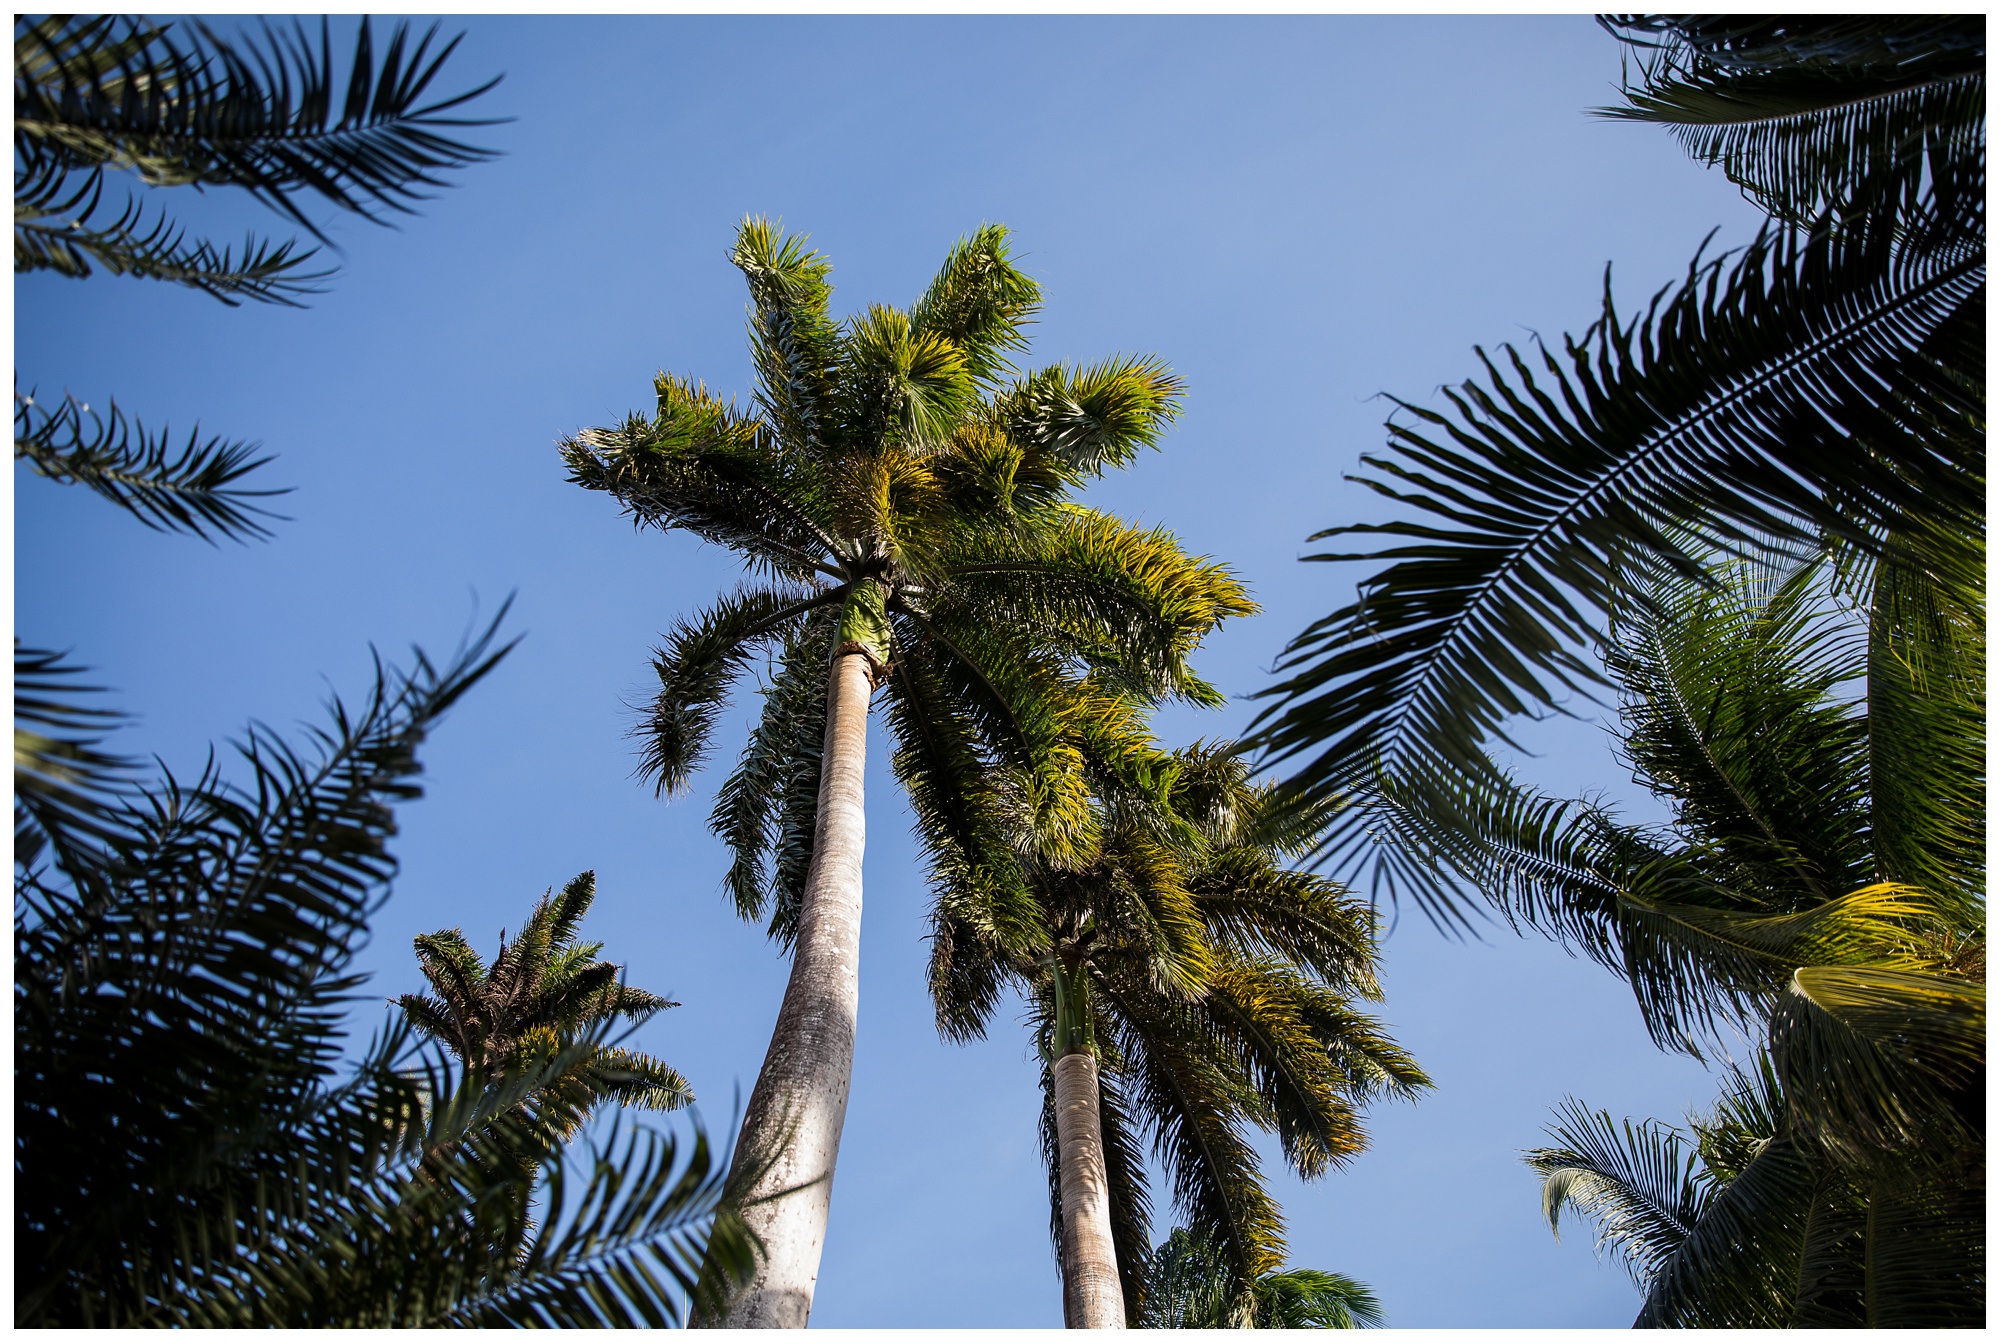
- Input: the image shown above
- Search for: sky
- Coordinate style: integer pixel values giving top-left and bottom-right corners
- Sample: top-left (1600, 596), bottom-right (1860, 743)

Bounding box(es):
top-left (15, 14), bottom-right (1775, 1329)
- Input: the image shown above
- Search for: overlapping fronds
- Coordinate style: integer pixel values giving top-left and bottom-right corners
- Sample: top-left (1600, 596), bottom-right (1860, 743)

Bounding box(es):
top-left (15, 388), bottom-right (286, 540)
top-left (1600, 16), bottom-right (1984, 231)
top-left (15, 15), bottom-right (504, 260)
top-left (1137, 1225), bottom-right (1386, 1329)
top-left (1527, 1100), bottom-right (1709, 1285)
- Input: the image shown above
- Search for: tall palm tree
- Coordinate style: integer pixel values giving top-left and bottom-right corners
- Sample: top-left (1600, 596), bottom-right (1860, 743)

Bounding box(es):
top-left (1450, 548), bottom-right (1985, 1325)
top-left (397, 869), bottom-right (694, 1127)
top-left (14, 14), bottom-right (502, 539)
top-left (15, 623), bottom-right (756, 1326)
top-left (1247, 15), bottom-right (1983, 927)
top-left (931, 742), bottom-right (1427, 1326)
top-left (561, 220), bottom-right (1252, 1327)
top-left (1138, 1225), bottom-right (1385, 1329)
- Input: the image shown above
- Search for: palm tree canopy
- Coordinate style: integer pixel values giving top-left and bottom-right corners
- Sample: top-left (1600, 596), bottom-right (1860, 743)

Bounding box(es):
top-left (1138, 1225), bottom-right (1386, 1328)
top-left (562, 219), bottom-right (1254, 947)
top-left (932, 740), bottom-right (1427, 1321)
top-left (1245, 15), bottom-right (1983, 928)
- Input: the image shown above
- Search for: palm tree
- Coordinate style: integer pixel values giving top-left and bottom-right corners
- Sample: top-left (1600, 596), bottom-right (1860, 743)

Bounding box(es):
top-left (1247, 15), bottom-right (1983, 927)
top-left (14, 14), bottom-right (502, 539)
top-left (931, 743), bottom-right (1427, 1326)
top-left (15, 621), bottom-right (756, 1326)
top-left (561, 219), bottom-right (1252, 1326)
top-left (1138, 1225), bottom-right (1385, 1328)
top-left (1447, 548), bottom-right (1985, 1325)
top-left (397, 869), bottom-right (694, 1127)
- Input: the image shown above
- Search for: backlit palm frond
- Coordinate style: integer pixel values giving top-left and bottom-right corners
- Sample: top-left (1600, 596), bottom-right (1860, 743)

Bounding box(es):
top-left (1527, 1099), bottom-right (1710, 1287)
top-left (15, 15), bottom-right (504, 243)
top-left (561, 378), bottom-right (839, 582)
top-left (13, 170), bottom-right (328, 302)
top-left (639, 584), bottom-right (842, 796)
top-left (13, 643), bottom-right (135, 876)
top-left (730, 217), bottom-right (846, 461)
top-left (16, 613), bottom-right (515, 1325)
top-left (1607, 556), bottom-right (1872, 907)
top-left (1599, 16), bottom-right (1984, 230)
top-left (15, 390), bottom-right (286, 539)
top-left (908, 223), bottom-right (1041, 388)
top-left (1250, 213), bottom-right (1982, 918)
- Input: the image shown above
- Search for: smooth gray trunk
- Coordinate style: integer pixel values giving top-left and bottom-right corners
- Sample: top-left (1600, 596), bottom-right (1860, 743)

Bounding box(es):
top-left (1054, 1050), bottom-right (1127, 1329)
top-left (696, 651), bottom-right (873, 1328)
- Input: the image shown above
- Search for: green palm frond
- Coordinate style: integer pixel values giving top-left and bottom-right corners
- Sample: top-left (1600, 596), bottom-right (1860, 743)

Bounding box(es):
top-left (15, 390), bottom-right (287, 540)
top-left (994, 356), bottom-right (1186, 481)
top-left (730, 217), bottom-right (845, 461)
top-left (909, 223), bottom-right (1042, 388)
top-left (1137, 1225), bottom-right (1384, 1328)
top-left (638, 584), bottom-right (842, 795)
top-left (16, 613), bottom-right (519, 1325)
top-left (1527, 1100), bottom-right (1710, 1285)
top-left (1256, 1268), bottom-right (1386, 1329)
top-left (1251, 209), bottom-right (1982, 920)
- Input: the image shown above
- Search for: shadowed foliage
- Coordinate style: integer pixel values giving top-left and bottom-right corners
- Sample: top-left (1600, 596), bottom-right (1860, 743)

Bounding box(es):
top-left (15, 619), bottom-right (757, 1326)
top-left (1247, 15), bottom-right (1983, 931)
top-left (14, 14), bottom-right (502, 538)
top-left (1138, 1225), bottom-right (1385, 1328)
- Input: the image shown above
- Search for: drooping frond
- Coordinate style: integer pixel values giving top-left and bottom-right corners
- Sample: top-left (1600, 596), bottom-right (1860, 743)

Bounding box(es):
top-left (1527, 1100), bottom-right (1710, 1286)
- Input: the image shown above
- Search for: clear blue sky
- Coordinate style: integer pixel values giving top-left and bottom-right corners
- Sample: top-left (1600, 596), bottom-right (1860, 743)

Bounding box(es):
top-left (16, 15), bottom-right (1771, 1328)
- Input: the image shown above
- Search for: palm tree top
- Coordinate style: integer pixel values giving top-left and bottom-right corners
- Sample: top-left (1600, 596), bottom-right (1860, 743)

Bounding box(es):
top-left (397, 870), bottom-right (675, 1073)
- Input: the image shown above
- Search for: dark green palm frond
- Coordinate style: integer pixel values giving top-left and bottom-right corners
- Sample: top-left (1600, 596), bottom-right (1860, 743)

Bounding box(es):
top-left (15, 390), bottom-right (286, 540)
top-left (1249, 213), bottom-right (1981, 919)
top-left (15, 15), bottom-right (504, 244)
top-left (708, 618), bottom-right (834, 933)
top-left (1607, 557), bottom-right (1873, 907)
top-left (1769, 965), bottom-right (1984, 1166)
top-left (639, 584), bottom-right (842, 796)
top-left (1863, 538), bottom-right (1985, 924)
top-left (730, 217), bottom-right (846, 461)
top-left (1599, 16), bottom-right (1984, 230)
top-left (16, 612), bottom-right (516, 1325)
top-left (1187, 849), bottom-right (1382, 997)
top-left (13, 643), bottom-right (134, 874)
top-left (577, 1047), bottom-right (695, 1115)
top-left (1526, 1100), bottom-right (1710, 1286)
top-left (1256, 1268), bottom-right (1386, 1328)
top-left (13, 167), bottom-right (328, 301)
top-left (908, 223), bottom-right (1041, 388)
top-left (1634, 1128), bottom-right (1819, 1328)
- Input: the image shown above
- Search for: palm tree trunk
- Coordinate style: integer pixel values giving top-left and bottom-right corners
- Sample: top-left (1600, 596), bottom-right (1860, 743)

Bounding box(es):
top-left (1054, 1048), bottom-right (1127, 1329)
top-left (696, 649), bottom-right (874, 1328)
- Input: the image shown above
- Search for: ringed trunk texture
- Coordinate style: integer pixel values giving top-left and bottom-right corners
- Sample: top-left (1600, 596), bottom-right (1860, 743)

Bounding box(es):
top-left (697, 651), bottom-right (874, 1328)
top-left (1054, 1050), bottom-right (1127, 1329)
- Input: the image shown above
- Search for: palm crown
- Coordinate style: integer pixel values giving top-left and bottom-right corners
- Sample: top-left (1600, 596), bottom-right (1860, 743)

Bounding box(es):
top-left (562, 218), bottom-right (1251, 944)
top-left (396, 870), bottom-right (693, 1117)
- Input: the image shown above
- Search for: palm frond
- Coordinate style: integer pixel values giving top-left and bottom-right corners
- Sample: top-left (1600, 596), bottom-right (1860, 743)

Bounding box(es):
top-left (1250, 214), bottom-right (1982, 916)
top-left (908, 223), bottom-right (1041, 388)
top-left (15, 389), bottom-right (286, 540)
top-left (730, 217), bottom-right (846, 462)
top-left (15, 15), bottom-right (504, 244)
top-left (1526, 1099), bottom-right (1710, 1285)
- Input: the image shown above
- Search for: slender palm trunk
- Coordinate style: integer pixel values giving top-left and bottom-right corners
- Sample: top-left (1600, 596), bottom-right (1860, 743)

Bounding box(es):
top-left (1054, 1049), bottom-right (1127, 1328)
top-left (696, 650), bottom-right (873, 1328)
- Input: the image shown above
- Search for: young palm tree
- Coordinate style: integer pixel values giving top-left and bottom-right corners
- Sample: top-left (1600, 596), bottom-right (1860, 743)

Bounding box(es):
top-left (930, 743), bottom-right (1427, 1326)
top-left (1248, 15), bottom-right (1983, 926)
top-left (1139, 1225), bottom-right (1385, 1329)
top-left (561, 220), bottom-right (1251, 1326)
top-left (1450, 550), bottom-right (1984, 1325)
top-left (397, 870), bottom-right (694, 1128)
